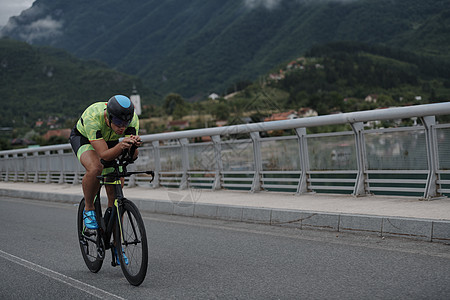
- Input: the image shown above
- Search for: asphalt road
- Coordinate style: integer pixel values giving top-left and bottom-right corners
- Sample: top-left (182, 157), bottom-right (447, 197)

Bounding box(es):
top-left (1, 196), bottom-right (450, 300)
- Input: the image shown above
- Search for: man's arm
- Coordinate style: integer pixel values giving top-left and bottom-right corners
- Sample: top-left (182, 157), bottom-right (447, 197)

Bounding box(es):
top-left (91, 137), bottom-right (137, 161)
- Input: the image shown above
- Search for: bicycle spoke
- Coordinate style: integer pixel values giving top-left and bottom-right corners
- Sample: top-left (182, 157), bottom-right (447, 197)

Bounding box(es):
top-left (122, 213), bottom-right (142, 274)
top-left (115, 200), bottom-right (148, 286)
top-left (126, 210), bottom-right (139, 241)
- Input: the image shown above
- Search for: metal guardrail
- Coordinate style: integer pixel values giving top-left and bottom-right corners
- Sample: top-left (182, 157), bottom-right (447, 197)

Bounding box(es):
top-left (1, 102), bottom-right (450, 199)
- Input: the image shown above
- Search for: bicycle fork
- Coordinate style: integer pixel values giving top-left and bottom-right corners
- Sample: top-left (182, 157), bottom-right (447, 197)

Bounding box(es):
top-left (109, 198), bottom-right (124, 267)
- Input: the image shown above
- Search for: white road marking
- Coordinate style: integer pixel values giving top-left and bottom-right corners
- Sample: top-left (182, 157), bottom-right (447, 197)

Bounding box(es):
top-left (0, 249), bottom-right (126, 300)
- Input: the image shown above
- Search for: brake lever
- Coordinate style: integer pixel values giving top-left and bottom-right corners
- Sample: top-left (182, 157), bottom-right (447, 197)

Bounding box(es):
top-left (129, 144), bottom-right (137, 160)
top-left (119, 144), bottom-right (137, 165)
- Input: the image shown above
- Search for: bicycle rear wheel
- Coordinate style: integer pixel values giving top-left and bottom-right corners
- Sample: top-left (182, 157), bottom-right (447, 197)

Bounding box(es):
top-left (114, 199), bottom-right (148, 286)
top-left (77, 198), bottom-right (104, 273)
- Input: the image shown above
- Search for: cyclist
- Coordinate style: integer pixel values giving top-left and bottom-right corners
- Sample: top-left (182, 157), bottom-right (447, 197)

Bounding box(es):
top-left (69, 95), bottom-right (142, 233)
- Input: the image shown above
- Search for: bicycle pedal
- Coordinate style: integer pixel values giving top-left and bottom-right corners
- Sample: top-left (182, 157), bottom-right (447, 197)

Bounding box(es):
top-left (97, 248), bottom-right (105, 260)
top-left (83, 229), bottom-right (97, 237)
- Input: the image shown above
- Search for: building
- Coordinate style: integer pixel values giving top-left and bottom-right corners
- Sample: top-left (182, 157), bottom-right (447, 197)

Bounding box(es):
top-left (43, 129), bottom-right (71, 140)
top-left (130, 85), bottom-right (142, 115)
top-left (215, 120), bottom-right (228, 127)
top-left (365, 94), bottom-right (378, 103)
top-left (10, 138), bottom-right (36, 146)
top-left (264, 110), bottom-right (298, 122)
top-left (208, 93), bottom-right (220, 100)
top-left (298, 107), bottom-right (318, 118)
top-left (168, 120), bottom-right (190, 130)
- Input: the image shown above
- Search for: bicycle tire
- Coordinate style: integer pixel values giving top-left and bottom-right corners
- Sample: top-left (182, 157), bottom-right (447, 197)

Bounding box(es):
top-left (113, 199), bottom-right (148, 286)
top-left (77, 198), bottom-right (103, 273)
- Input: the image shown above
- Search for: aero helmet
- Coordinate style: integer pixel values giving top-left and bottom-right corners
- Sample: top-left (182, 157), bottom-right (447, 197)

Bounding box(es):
top-left (107, 95), bottom-right (134, 127)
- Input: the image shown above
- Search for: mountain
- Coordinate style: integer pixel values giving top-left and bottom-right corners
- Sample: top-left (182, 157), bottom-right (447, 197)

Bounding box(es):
top-left (275, 42), bottom-right (450, 114)
top-left (2, 0), bottom-right (449, 98)
top-left (0, 38), bottom-right (151, 127)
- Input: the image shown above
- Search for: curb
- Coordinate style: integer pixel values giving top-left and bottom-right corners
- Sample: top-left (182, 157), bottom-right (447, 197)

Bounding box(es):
top-left (1, 188), bottom-right (449, 244)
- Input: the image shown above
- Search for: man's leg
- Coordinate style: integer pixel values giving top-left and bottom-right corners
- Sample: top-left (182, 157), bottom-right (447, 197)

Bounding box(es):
top-left (80, 150), bottom-right (103, 211)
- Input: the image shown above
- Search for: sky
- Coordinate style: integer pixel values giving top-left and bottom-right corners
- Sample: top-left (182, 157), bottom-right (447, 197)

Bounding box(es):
top-left (0, 0), bottom-right (34, 26)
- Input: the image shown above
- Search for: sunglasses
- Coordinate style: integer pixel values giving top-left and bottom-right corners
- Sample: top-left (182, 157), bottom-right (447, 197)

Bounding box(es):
top-left (111, 116), bottom-right (130, 128)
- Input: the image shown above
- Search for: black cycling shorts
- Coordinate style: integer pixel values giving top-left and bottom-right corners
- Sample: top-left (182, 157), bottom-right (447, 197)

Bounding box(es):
top-left (69, 127), bottom-right (118, 161)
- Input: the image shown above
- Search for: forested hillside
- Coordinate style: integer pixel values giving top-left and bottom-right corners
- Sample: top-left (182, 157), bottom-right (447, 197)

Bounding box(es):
top-left (2, 0), bottom-right (449, 98)
top-left (1, 38), bottom-right (450, 150)
top-left (0, 38), bottom-right (152, 128)
top-left (2, 38), bottom-right (449, 130)
top-left (189, 42), bottom-right (450, 121)
top-left (273, 42), bottom-right (450, 114)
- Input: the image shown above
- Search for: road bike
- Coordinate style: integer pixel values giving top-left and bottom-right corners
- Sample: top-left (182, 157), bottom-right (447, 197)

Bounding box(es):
top-left (77, 147), bottom-right (154, 286)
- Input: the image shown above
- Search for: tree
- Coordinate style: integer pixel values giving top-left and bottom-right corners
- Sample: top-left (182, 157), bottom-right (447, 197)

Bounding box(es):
top-left (163, 93), bottom-right (186, 116)
top-left (172, 104), bottom-right (189, 120)
top-left (211, 102), bottom-right (230, 121)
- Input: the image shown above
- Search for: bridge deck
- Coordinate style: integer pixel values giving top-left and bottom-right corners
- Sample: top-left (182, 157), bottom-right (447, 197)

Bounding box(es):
top-left (1, 182), bottom-right (449, 243)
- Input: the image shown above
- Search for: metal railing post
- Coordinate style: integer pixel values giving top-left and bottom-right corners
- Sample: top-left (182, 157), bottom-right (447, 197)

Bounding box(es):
top-left (351, 122), bottom-right (368, 196)
top-left (0, 154), bottom-right (4, 181)
top-left (4, 154), bottom-right (10, 182)
top-left (23, 153), bottom-right (29, 182)
top-left (18, 153), bottom-right (25, 182)
top-left (211, 135), bottom-right (223, 190)
top-left (45, 150), bottom-right (51, 184)
top-left (422, 116), bottom-right (440, 199)
top-left (33, 152), bottom-right (39, 183)
top-left (250, 132), bottom-right (262, 192)
top-left (152, 141), bottom-right (161, 187)
top-left (295, 128), bottom-right (310, 194)
top-left (13, 153), bottom-right (18, 182)
top-left (179, 138), bottom-right (189, 190)
top-left (58, 149), bottom-right (64, 184)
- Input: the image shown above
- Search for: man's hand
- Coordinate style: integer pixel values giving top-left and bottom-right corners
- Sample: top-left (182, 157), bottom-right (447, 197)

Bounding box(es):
top-left (120, 135), bottom-right (142, 150)
top-left (129, 135), bottom-right (142, 147)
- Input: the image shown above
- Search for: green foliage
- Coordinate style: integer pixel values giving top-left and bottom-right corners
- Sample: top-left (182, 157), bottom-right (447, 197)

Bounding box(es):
top-left (182, 42), bottom-right (450, 131)
top-left (2, 0), bottom-right (450, 147)
top-left (163, 93), bottom-right (190, 118)
top-left (2, 0), bottom-right (450, 98)
top-left (0, 137), bottom-right (11, 150)
top-left (0, 38), bottom-right (155, 128)
top-left (273, 42), bottom-right (450, 114)
top-left (211, 102), bottom-right (230, 121)
top-left (2, 37), bottom-right (449, 146)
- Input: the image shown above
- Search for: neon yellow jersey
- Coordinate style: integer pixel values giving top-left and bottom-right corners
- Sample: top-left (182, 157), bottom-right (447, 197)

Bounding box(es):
top-left (76, 102), bottom-right (139, 142)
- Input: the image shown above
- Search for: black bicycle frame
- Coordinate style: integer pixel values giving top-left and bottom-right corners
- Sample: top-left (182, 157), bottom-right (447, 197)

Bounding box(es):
top-left (94, 156), bottom-right (154, 257)
top-left (93, 189), bottom-right (119, 249)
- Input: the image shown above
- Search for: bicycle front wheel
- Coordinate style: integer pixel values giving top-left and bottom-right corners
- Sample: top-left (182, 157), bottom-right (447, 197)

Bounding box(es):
top-left (77, 198), bottom-right (103, 273)
top-left (114, 199), bottom-right (148, 286)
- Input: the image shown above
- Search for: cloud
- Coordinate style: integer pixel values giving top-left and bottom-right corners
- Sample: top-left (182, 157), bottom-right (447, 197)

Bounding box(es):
top-left (244, 0), bottom-right (283, 10)
top-left (243, 0), bottom-right (358, 10)
top-left (0, 4), bottom-right (63, 43)
top-left (17, 15), bottom-right (63, 43)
